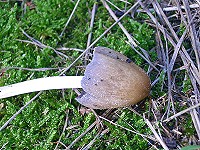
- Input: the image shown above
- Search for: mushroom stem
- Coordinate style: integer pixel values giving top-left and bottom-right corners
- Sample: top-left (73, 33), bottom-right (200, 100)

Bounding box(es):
top-left (0, 76), bottom-right (83, 99)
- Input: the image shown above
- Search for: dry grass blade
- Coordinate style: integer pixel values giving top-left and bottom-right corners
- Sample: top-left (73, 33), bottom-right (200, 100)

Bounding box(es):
top-left (0, 142), bottom-right (8, 150)
top-left (183, 0), bottom-right (200, 71)
top-left (99, 116), bottom-right (156, 141)
top-left (54, 113), bottom-right (69, 150)
top-left (86, 3), bottom-right (97, 48)
top-left (130, 44), bottom-right (159, 71)
top-left (56, 47), bottom-right (84, 52)
top-left (81, 129), bottom-right (102, 150)
top-left (4, 67), bottom-right (62, 71)
top-left (19, 29), bottom-right (70, 59)
top-left (66, 121), bottom-right (97, 149)
top-left (59, 0), bottom-right (81, 38)
top-left (169, 13), bottom-right (197, 73)
top-left (143, 116), bottom-right (169, 150)
top-left (163, 102), bottom-right (200, 122)
top-left (190, 108), bottom-right (200, 139)
top-left (105, 0), bottom-right (123, 12)
top-left (54, 91), bottom-right (73, 150)
top-left (85, 2), bottom-right (97, 65)
top-left (66, 108), bottom-right (108, 149)
top-left (152, 1), bottom-right (192, 73)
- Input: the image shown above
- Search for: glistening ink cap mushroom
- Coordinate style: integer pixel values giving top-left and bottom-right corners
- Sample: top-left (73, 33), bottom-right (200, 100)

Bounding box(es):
top-left (76, 47), bottom-right (151, 109)
top-left (0, 47), bottom-right (150, 109)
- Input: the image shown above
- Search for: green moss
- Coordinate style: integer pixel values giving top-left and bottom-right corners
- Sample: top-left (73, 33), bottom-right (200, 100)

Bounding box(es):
top-left (96, 109), bottom-right (151, 150)
top-left (0, 0), bottom-right (156, 149)
top-left (182, 76), bottom-right (192, 93)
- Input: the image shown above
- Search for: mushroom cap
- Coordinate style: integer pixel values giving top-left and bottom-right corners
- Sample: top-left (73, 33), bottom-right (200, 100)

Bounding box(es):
top-left (76, 47), bottom-right (151, 109)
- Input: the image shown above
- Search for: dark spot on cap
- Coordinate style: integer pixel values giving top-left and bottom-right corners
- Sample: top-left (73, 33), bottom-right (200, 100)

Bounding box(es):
top-left (95, 83), bottom-right (97, 86)
top-left (93, 104), bottom-right (100, 108)
top-left (100, 79), bottom-right (103, 81)
top-left (88, 77), bottom-right (91, 80)
top-left (126, 58), bottom-right (132, 63)
top-left (109, 51), bottom-right (111, 53)
top-left (116, 56), bottom-right (119, 59)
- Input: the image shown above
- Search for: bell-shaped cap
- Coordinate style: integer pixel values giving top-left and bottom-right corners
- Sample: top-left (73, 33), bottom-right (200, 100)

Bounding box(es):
top-left (76, 47), bottom-right (151, 109)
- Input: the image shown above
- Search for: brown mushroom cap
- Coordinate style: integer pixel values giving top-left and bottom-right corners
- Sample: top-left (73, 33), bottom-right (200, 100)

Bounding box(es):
top-left (76, 47), bottom-right (151, 109)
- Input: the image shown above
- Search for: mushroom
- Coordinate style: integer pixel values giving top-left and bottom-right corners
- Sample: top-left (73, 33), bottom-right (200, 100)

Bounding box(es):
top-left (0, 47), bottom-right (150, 109)
top-left (76, 47), bottom-right (150, 109)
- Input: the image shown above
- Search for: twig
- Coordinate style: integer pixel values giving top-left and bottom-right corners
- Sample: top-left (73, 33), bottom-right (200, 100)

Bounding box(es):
top-left (56, 47), bottom-right (84, 52)
top-left (66, 121), bottom-right (97, 149)
top-left (81, 129), bottom-right (102, 150)
top-left (99, 116), bottom-right (157, 141)
top-left (119, 0), bottom-right (131, 5)
top-left (163, 102), bottom-right (200, 122)
top-left (84, 2), bottom-right (98, 65)
top-left (163, 3), bottom-right (199, 11)
top-left (4, 67), bottom-right (62, 72)
top-left (59, 0), bottom-right (81, 38)
top-left (105, 0), bottom-right (123, 12)
top-left (86, 3), bottom-right (97, 48)
top-left (143, 116), bottom-right (169, 150)
top-left (136, 3), bottom-right (200, 12)
top-left (19, 30), bottom-right (69, 59)
top-left (190, 108), bottom-right (200, 139)
top-left (183, 0), bottom-right (200, 71)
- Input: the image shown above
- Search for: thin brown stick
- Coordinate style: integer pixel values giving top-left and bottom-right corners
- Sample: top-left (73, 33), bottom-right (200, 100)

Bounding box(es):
top-left (143, 116), bottom-right (169, 150)
top-left (99, 116), bottom-right (157, 141)
top-left (4, 67), bottom-right (62, 72)
top-left (183, 0), bottom-right (200, 71)
top-left (66, 121), bottom-right (97, 149)
top-left (163, 102), bottom-right (200, 122)
top-left (86, 3), bottom-right (97, 48)
top-left (190, 109), bottom-right (200, 139)
top-left (59, 0), bottom-right (81, 38)
top-left (85, 2), bottom-right (97, 65)
top-left (19, 30), bottom-right (69, 59)
top-left (81, 128), bottom-right (103, 150)
top-left (56, 47), bottom-right (84, 52)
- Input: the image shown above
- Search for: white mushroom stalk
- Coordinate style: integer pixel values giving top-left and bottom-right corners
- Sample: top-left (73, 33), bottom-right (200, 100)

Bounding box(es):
top-left (0, 76), bottom-right (83, 99)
